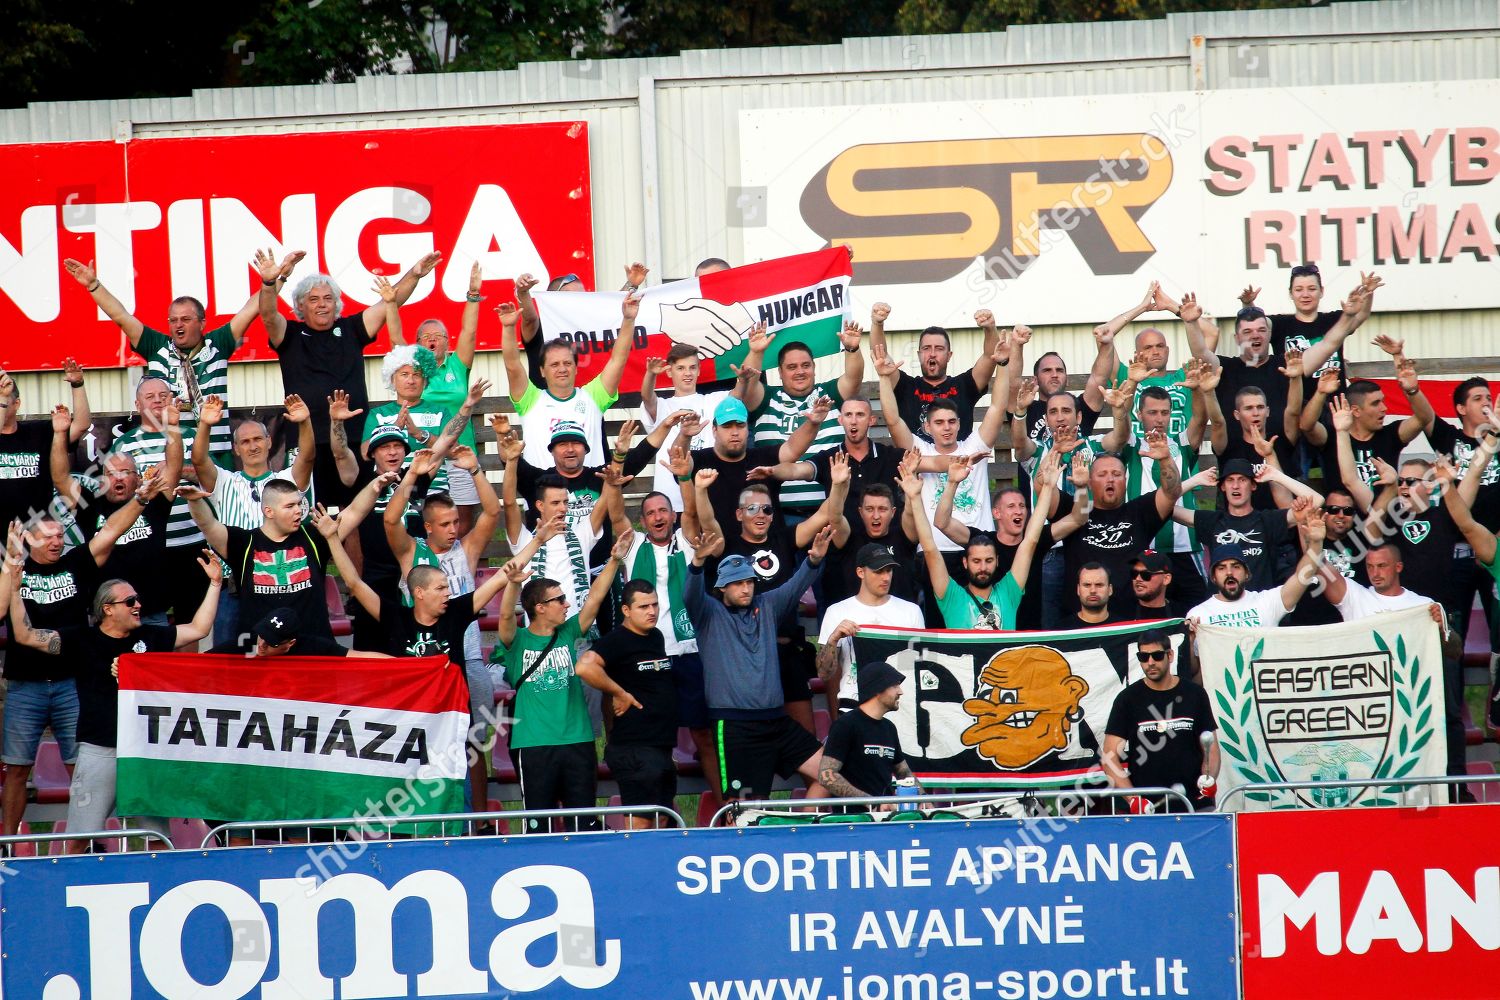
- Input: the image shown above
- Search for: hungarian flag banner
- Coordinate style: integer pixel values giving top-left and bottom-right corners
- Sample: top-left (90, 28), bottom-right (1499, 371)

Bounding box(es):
top-left (115, 653), bottom-right (469, 823)
top-left (533, 247), bottom-right (853, 392)
top-left (852, 620), bottom-right (1185, 788)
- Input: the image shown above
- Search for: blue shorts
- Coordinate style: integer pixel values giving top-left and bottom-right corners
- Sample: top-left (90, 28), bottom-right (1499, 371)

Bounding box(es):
top-left (3, 679), bottom-right (79, 766)
top-left (672, 651), bottom-right (710, 729)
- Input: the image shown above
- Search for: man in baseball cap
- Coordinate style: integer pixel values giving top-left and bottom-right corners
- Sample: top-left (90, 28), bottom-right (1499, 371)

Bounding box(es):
top-left (1186, 514), bottom-right (1328, 654)
top-left (207, 607), bottom-right (377, 658)
top-left (1129, 550), bottom-right (1186, 620)
top-left (816, 543), bottom-right (923, 714)
top-left (687, 390), bottom-right (829, 530)
top-left (818, 660), bottom-right (917, 802)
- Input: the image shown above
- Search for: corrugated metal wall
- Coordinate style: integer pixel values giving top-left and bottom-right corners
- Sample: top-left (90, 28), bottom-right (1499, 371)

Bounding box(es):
top-left (4, 0), bottom-right (1497, 415)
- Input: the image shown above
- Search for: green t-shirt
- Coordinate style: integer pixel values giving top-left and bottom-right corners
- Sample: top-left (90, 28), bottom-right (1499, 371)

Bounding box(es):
top-left (1115, 363), bottom-right (1192, 439)
top-left (749, 376), bottom-right (845, 509)
top-left (423, 354), bottom-right (476, 449)
top-left (364, 400), bottom-right (454, 447)
top-left (499, 617), bottom-right (593, 749)
top-left (936, 573), bottom-right (1024, 630)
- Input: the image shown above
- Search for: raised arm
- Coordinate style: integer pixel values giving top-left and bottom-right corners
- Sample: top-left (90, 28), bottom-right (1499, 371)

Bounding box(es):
top-left (1330, 397), bottom-right (1374, 512)
top-left (1279, 350), bottom-right (1306, 446)
top-left (335, 471), bottom-right (400, 543)
top-left (898, 463), bottom-right (952, 601)
top-left (456, 262), bottom-right (482, 370)
top-left (192, 395), bottom-right (226, 493)
top-left (454, 446), bottom-right (500, 569)
top-left (836, 321), bottom-right (866, 402)
top-left (737, 330), bottom-right (770, 414)
top-left (49, 406), bottom-right (82, 509)
top-left (252, 249), bottom-right (301, 347)
top-left (63, 259), bottom-right (145, 346)
top-left (473, 515), bottom-right (559, 613)
top-left (371, 275), bottom-right (404, 345)
top-left (639, 358), bottom-right (667, 424)
top-left (778, 393), bottom-right (832, 464)
top-left (764, 526), bottom-right (830, 624)
top-left (1389, 349), bottom-right (1435, 444)
top-left (794, 453), bottom-right (850, 548)
top-left (514, 273), bottom-right (541, 348)
top-left (1435, 459), bottom-right (1498, 566)
top-left (1458, 429), bottom-right (1499, 508)
top-left (174, 551), bottom-right (223, 646)
top-left (1010, 377), bottom-right (1040, 461)
top-left (866, 302), bottom-right (891, 359)
top-left (1279, 506), bottom-right (1326, 612)
top-left (579, 531), bottom-right (632, 632)
top-left (498, 302), bottom-right (530, 402)
top-left (1137, 429), bottom-right (1182, 522)
top-left (1176, 292), bottom-right (1219, 370)
top-left (496, 424), bottom-right (525, 543)
top-left (326, 390), bottom-right (363, 488)
top-left (62, 360), bottom-right (91, 443)
top-left (184, 491), bottom-right (230, 556)
top-left (692, 469), bottom-right (724, 538)
top-left (1096, 378), bottom-right (1136, 455)
top-left (1299, 276), bottom-right (1378, 375)
top-left (428, 379), bottom-right (489, 464)
top-left (1297, 368), bottom-right (1339, 449)
top-left (1080, 322), bottom-right (1120, 414)
top-left (384, 450), bottom-right (440, 569)
top-left (91, 476), bottom-right (162, 565)
top-left (283, 394), bottom-right (316, 492)
top-left (973, 330), bottom-right (1015, 449)
top-left (872, 345), bottom-right (914, 450)
top-left (312, 505), bottom-right (379, 618)
top-left (1010, 451), bottom-right (1060, 585)
top-left (933, 455), bottom-right (974, 546)
top-left (597, 293), bottom-right (640, 398)
top-left (366, 252), bottom-right (442, 341)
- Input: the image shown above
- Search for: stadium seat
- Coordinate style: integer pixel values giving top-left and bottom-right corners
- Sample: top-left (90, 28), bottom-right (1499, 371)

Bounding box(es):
top-left (170, 817), bottom-right (212, 850)
top-left (11, 822), bottom-right (37, 858)
top-left (325, 577), bottom-right (351, 637)
top-left (43, 821), bottom-right (68, 856)
top-left (1466, 760), bottom-right (1500, 803)
top-left (33, 741), bottom-right (71, 804)
top-left (491, 725), bottom-right (517, 783)
top-left (1462, 607), bottom-right (1491, 669)
top-left (672, 727), bottom-right (704, 777)
top-left (813, 709), bottom-right (831, 741)
top-left (696, 790), bottom-right (725, 827)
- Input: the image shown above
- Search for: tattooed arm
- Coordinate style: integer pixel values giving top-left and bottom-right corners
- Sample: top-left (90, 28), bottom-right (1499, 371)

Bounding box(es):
top-left (8, 584), bottom-right (62, 656)
top-left (818, 755), bottom-right (869, 798)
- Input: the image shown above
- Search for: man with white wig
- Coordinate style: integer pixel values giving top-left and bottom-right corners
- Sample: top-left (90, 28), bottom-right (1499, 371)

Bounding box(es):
top-left (253, 247), bottom-right (442, 505)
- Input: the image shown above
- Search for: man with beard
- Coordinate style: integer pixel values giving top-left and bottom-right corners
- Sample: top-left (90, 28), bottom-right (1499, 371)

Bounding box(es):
top-left (818, 661), bottom-right (915, 804)
top-left (254, 248), bottom-right (442, 504)
top-left (761, 396), bottom-right (905, 526)
top-left (934, 465), bottom-right (1049, 629)
top-left (1281, 488), bottom-right (1368, 626)
top-left (1176, 458), bottom-right (1320, 590)
top-left (1102, 630), bottom-right (1218, 813)
top-left (816, 544), bottom-right (924, 715)
top-left (690, 396), bottom-right (828, 530)
top-left (49, 403), bottom-right (182, 628)
top-left (1128, 551), bottom-right (1189, 621)
top-left (691, 464), bottom-right (847, 733)
top-left (1070, 563), bottom-right (1130, 629)
top-left (1185, 507), bottom-right (1326, 640)
top-left (620, 446), bottom-right (718, 791)
top-left (903, 454), bottom-right (1056, 630)
top-left (866, 303), bottom-right (1001, 438)
top-left (740, 326), bottom-right (865, 519)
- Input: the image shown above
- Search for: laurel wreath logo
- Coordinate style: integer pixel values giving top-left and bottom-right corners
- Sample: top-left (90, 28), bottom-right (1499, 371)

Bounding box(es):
top-left (1214, 632), bottom-right (1433, 808)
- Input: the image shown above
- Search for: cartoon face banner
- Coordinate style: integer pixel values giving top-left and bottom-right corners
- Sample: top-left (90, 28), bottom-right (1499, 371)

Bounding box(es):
top-left (1195, 606), bottom-right (1449, 811)
top-left (852, 620), bottom-right (1185, 788)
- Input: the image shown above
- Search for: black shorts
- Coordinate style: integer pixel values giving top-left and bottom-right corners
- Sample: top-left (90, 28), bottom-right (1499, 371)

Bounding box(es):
top-left (716, 716), bottom-right (821, 799)
top-left (778, 637), bottom-right (815, 704)
top-left (604, 743), bottom-right (677, 809)
top-left (512, 741), bottom-right (599, 832)
top-left (672, 652), bottom-right (710, 729)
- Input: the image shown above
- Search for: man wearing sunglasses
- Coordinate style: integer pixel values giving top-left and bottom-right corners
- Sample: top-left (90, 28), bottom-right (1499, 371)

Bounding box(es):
top-left (1129, 552), bottom-right (1187, 621)
top-left (1282, 488), bottom-right (1368, 627)
top-left (1102, 630), bottom-right (1218, 813)
top-left (5, 549), bottom-right (221, 852)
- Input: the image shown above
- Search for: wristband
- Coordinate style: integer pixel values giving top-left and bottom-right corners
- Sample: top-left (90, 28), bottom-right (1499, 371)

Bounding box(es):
top-left (675, 474), bottom-right (692, 483)
top-left (262, 278), bottom-right (278, 287)
top-left (997, 358), bottom-right (1009, 367)
top-left (1010, 411), bottom-right (1026, 420)
top-left (86, 280), bottom-right (100, 293)
top-left (843, 346), bottom-right (859, 354)
top-left (67, 379), bottom-right (84, 388)
top-left (1402, 386), bottom-right (1419, 397)
top-left (612, 451), bottom-right (629, 463)
top-left (466, 293), bottom-right (483, 303)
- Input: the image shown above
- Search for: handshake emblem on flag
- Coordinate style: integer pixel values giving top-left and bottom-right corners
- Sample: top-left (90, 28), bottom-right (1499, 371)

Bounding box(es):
top-left (657, 297), bottom-right (757, 359)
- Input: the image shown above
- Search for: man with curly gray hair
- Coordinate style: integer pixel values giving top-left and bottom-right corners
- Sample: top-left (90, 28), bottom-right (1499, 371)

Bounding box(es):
top-left (253, 248), bottom-right (443, 505)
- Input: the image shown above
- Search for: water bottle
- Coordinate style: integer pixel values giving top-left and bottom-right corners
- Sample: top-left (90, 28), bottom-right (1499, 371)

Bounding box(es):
top-left (894, 777), bottom-right (919, 798)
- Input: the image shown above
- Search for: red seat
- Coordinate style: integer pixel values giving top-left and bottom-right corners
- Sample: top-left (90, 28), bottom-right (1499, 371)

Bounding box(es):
top-left (604, 794), bottom-right (628, 831)
top-left (33, 741), bottom-right (71, 804)
top-left (325, 577), bottom-right (351, 637)
top-left (11, 821), bottom-right (37, 858)
top-left (1462, 607), bottom-right (1491, 668)
top-left (491, 724), bottom-right (517, 783)
top-left (170, 817), bottom-right (212, 850)
top-left (1466, 761), bottom-right (1500, 802)
top-left (696, 790), bottom-right (725, 828)
top-left (43, 820), bottom-right (68, 856)
top-left (812, 709), bottom-right (831, 742)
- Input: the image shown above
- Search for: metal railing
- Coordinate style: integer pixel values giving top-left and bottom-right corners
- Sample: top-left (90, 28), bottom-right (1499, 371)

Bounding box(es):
top-left (1219, 773), bottom-right (1500, 812)
top-left (0, 828), bottom-right (175, 856)
top-left (203, 804), bottom-right (687, 848)
top-left (711, 786), bottom-right (1197, 827)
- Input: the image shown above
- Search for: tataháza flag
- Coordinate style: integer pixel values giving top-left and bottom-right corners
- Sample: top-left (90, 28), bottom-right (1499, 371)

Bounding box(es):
top-left (852, 620), bottom-right (1186, 788)
top-left (533, 247), bottom-right (853, 392)
top-left (116, 653), bottom-right (469, 823)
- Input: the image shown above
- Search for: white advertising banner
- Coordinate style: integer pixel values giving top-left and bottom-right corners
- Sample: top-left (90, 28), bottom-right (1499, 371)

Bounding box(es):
top-left (740, 81), bottom-right (1500, 328)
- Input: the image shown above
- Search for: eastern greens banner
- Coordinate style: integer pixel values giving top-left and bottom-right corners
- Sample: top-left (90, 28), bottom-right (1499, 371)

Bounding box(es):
top-left (1196, 606), bottom-right (1448, 810)
top-left (0, 815), bottom-right (1238, 999)
top-left (852, 621), bottom-right (1186, 789)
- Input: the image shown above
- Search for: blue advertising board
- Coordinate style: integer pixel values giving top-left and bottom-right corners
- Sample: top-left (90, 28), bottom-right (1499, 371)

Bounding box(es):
top-left (1, 815), bottom-right (1236, 999)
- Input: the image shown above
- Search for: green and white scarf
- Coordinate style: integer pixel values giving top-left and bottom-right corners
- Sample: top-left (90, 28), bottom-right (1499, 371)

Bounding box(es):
top-left (531, 526), bottom-right (591, 612)
top-left (627, 534), bottom-right (695, 643)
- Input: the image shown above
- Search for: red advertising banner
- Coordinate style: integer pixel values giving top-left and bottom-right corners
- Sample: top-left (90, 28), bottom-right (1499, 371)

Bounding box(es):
top-left (1240, 805), bottom-right (1500, 999)
top-left (0, 123), bottom-right (593, 372)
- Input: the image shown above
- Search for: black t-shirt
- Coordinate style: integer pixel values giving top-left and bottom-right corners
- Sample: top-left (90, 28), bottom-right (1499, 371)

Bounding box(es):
top-left (271, 315), bottom-right (375, 445)
top-left (208, 635), bottom-right (349, 656)
top-left (1132, 598), bottom-right (1188, 621)
top-left (9, 547), bottom-right (100, 681)
top-left (829, 523), bottom-right (919, 606)
top-left (378, 596), bottom-right (480, 666)
top-left (355, 468), bottom-right (430, 596)
top-left (996, 524), bottom-right (1054, 630)
top-left (717, 527), bottom-right (802, 636)
top-left (691, 444), bottom-right (784, 528)
top-left (1392, 503), bottom-right (1464, 616)
top-left (1068, 612), bottom-right (1133, 630)
top-left (1322, 422), bottom-right (1406, 497)
top-left (83, 494), bottom-right (173, 616)
top-left (1192, 508), bottom-right (1292, 590)
top-left (823, 707), bottom-right (904, 798)
top-left (1058, 493), bottom-right (1166, 615)
top-left (590, 625), bottom-right (677, 747)
top-left (1106, 679), bottom-right (1215, 795)
top-left (224, 524), bottom-right (333, 640)
top-left (1428, 420), bottom-right (1500, 530)
top-left (1284, 534), bottom-right (1369, 627)
top-left (811, 442), bottom-right (905, 524)
top-left (64, 624), bottom-right (177, 748)
top-left (0, 421), bottom-right (55, 528)
top-left (1272, 311), bottom-right (1345, 401)
top-left (1216, 430), bottom-right (1300, 511)
top-left (1214, 355), bottom-right (1289, 434)
top-left (895, 370), bottom-right (985, 438)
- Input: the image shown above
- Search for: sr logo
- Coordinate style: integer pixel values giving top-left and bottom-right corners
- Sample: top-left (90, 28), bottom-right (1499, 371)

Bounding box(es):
top-left (799, 134), bottom-right (1173, 285)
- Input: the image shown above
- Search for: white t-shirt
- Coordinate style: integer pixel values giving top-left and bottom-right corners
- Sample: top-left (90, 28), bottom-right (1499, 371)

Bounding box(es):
top-left (918, 430), bottom-right (995, 553)
top-left (623, 528), bottom-right (698, 656)
top-left (511, 518), bottom-right (600, 619)
top-left (817, 595), bottom-right (926, 705)
top-left (1336, 583), bottom-right (1431, 621)
top-left (1188, 588), bottom-right (1289, 630)
top-left (516, 382), bottom-right (612, 468)
top-left (643, 389), bottom-right (728, 511)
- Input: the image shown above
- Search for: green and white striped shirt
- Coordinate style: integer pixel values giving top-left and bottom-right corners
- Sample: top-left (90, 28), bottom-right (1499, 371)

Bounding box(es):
top-left (209, 467), bottom-right (301, 531)
top-left (136, 324), bottom-right (237, 462)
top-left (750, 377), bottom-right (844, 510)
top-left (108, 423), bottom-right (202, 547)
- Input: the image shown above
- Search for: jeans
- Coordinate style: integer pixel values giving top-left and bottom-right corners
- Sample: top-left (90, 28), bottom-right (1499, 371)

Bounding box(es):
top-left (213, 588), bottom-right (241, 648)
top-left (1041, 548), bottom-right (1067, 630)
top-left (2, 679), bottom-right (79, 766)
